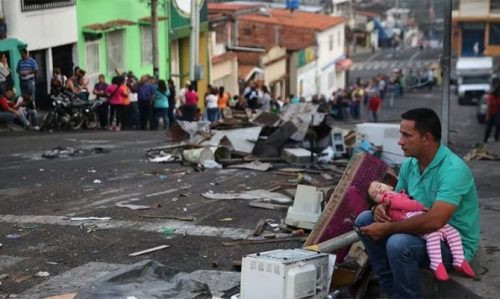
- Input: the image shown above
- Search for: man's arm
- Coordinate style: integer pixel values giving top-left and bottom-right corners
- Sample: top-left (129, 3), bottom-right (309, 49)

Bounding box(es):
top-left (361, 201), bottom-right (456, 240)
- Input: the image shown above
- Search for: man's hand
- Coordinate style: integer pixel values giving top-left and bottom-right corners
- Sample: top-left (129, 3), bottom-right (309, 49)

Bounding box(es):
top-left (360, 222), bottom-right (391, 240)
top-left (373, 203), bottom-right (391, 223)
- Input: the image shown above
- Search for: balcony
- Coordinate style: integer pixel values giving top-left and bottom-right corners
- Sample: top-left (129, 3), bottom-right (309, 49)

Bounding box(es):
top-left (21, 0), bottom-right (76, 12)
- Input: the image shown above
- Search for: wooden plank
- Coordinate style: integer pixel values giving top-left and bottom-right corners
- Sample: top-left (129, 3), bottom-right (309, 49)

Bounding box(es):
top-left (304, 153), bottom-right (388, 262)
top-left (128, 245), bottom-right (170, 257)
top-left (222, 236), bottom-right (306, 247)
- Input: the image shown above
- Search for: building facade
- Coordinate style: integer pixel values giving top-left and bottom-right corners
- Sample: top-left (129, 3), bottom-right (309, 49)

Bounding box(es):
top-left (452, 0), bottom-right (500, 56)
top-left (2, 0), bottom-right (78, 107)
top-left (169, 0), bottom-right (210, 109)
top-left (76, 0), bottom-right (169, 89)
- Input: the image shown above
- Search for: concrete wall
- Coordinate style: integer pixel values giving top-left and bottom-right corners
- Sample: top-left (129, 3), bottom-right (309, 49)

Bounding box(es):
top-left (76, 0), bottom-right (169, 84)
top-left (3, 1), bottom-right (77, 51)
top-left (211, 58), bottom-right (238, 96)
top-left (459, 0), bottom-right (489, 17)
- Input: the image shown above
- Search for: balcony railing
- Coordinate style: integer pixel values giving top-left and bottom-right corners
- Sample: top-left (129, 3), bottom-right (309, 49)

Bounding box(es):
top-left (20, 0), bottom-right (76, 12)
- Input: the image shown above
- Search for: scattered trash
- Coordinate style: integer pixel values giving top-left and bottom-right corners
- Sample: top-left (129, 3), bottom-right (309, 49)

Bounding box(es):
top-left (128, 245), bottom-right (170, 257)
top-left (182, 148), bottom-right (215, 164)
top-left (42, 146), bottom-right (110, 159)
top-left (318, 146), bottom-right (334, 163)
top-left (218, 218), bottom-right (234, 222)
top-left (69, 217), bottom-right (111, 221)
top-left (87, 169), bottom-right (96, 173)
top-left (202, 189), bottom-right (292, 204)
top-left (159, 175), bottom-right (168, 181)
top-left (228, 161), bottom-right (272, 172)
top-left (201, 160), bottom-right (223, 169)
top-left (39, 168), bottom-right (45, 172)
top-left (140, 215), bottom-right (194, 221)
top-left (115, 202), bottom-right (151, 210)
top-left (464, 147), bottom-right (500, 161)
top-left (34, 271), bottom-right (50, 277)
top-left (93, 179), bottom-right (102, 184)
top-left (149, 154), bottom-right (175, 163)
top-left (162, 227), bottom-right (176, 236)
top-left (248, 201), bottom-right (289, 210)
top-left (75, 260), bottom-right (212, 299)
top-left (6, 234), bottom-right (22, 239)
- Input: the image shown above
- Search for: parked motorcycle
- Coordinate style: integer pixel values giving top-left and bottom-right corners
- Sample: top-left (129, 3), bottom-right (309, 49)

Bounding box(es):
top-left (40, 90), bottom-right (91, 131)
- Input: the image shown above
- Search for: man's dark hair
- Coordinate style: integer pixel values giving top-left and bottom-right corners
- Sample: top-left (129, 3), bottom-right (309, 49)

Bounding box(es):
top-left (20, 49), bottom-right (28, 55)
top-left (401, 108), bottom-right (441, 141)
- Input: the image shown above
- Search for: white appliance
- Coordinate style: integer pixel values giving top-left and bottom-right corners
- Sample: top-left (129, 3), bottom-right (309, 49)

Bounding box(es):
top-left (356, 123), bottom-right (405, 166)
top-left (285, 185), bottom-right (323, 230)
top-left (240, 249), bottom-right (333, 299)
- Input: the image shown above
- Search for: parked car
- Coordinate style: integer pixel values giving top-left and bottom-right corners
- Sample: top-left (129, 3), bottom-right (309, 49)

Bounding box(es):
top-left (477, 94), bottom-right (488, 124)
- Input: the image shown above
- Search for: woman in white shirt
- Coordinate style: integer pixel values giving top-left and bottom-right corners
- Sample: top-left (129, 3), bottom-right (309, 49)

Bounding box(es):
top-left (205, 86), bottom-right (219, 122)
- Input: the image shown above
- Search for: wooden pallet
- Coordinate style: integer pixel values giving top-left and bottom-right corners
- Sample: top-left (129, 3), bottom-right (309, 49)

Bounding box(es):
top-left (304, 153), bottom-right (388, 262)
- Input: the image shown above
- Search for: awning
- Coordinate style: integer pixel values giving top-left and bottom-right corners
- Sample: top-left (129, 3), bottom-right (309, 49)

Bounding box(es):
top-left (336, 58), bottom-right (353, 71)
top-left (138, 16), bottom-right (168, 25)
top-left (83, 19), bottom-right (137, 34)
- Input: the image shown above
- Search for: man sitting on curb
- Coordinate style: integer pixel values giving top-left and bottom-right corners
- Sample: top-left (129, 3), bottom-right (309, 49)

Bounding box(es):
top-left (0, 88), bottom-right (30, 129)
top-left (356, 108), bottom-right (480, 299)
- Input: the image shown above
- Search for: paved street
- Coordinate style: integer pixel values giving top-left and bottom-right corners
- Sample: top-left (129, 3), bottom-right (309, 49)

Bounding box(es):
top-left (349, 47), bottom-right (442, 83)
top-left (0, 87), bottom-right (499, 298)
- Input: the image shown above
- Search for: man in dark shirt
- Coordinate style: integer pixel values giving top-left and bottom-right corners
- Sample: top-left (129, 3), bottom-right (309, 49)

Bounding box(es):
top-left (93, 74), bottom-right (109, 129)
top-left (136, 75), bottom-right (156, 130)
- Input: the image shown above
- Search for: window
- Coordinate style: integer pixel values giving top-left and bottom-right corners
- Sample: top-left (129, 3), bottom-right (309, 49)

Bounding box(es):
top-left (85, 41), bottom-right (100, 88)
top-left (141, 26), bottom-right (153, 65)
top-left (106, 30), bottom-right (125, 74)
top-left (21, 0), bottom-right (75, 12)
top-left (491, 0), bottom-right (500, 12)
top-left (329, 34), bottom-right (334, 51)
top-left (490, 23), bottom-right (500, 45)
top-left (86, 42), bottom-right (100, 75)
top-left (338, 30), bottom-right (342, 47)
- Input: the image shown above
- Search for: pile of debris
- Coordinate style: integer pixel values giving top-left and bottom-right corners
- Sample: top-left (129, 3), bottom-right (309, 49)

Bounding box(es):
top-left (146, 103), bottom-right (358, 170)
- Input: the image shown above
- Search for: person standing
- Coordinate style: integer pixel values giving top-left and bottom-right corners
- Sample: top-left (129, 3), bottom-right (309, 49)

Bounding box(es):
top-left (136, 75), bottom-right (156, 130)
top-left (205, 86), bottom-right (218, 123)
top-left (93, 74), bottom-right (109, 129)
top-left (167, 79), bottom-right (176, 127)
top-left (152, 79), bottom-right (169, 130)
top-left (217, 86), bottom-right (229, 119)
top-left (259, 85), bottom-right (271, 113)
top-left (0, 53), bottom-right (12, 94)
top-left (368, 92), bottom-right (382, 122)
top-left (484, 82), bottom-right (500, 143)
top-left (106, 76), bottom-right (127, 131)
top-left (357, 108), bottom-right (479, 299)
top-left (16, 49), bottom-right (38, 107)
top-left (182, 84), bottom-right (198, 122)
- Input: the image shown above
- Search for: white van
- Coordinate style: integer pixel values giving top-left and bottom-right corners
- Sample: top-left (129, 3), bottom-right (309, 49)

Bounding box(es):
top-left (456, 56), bottom-right (493, 105)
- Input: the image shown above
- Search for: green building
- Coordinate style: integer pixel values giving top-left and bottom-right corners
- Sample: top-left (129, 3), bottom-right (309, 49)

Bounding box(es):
top-left (76, 0), bottom-right (169, 86)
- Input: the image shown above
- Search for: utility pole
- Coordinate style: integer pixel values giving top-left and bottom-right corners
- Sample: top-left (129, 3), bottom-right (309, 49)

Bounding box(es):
top-left (151, 0), bottom-right (159, 78)
top-left (441, 0), bottom-right (452, 145)
top-left (190, 0), bottom-right (200, 90)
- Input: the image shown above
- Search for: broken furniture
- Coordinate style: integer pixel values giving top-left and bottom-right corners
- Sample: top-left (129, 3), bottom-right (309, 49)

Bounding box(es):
top-left (285, 184), bottom-right (323, 230)
top-left (304, 153), bottom-right (388, 262)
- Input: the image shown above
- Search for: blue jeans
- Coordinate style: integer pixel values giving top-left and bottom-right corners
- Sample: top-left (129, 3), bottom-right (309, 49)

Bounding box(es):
top-left (355, 211), bottom-right (453, 299)
top-left (153, 107), bottom-right (168, 130)
top-left (0, 111), bottom-right (14, 125)
top-left (20, 79), bottom-right (36, 106)
top-left (207, 107), bottom-right (219, 122)
top-left (23, 109), bottom-right (38, 127)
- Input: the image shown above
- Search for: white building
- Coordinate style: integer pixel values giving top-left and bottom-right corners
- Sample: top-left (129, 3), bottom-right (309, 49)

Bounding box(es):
top-left (317, 22), bottom-right (348, 96)
top-left (1, 0), bottom-right (77, 106)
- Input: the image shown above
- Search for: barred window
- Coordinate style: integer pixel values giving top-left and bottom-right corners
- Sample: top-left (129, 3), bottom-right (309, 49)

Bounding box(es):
top-left (106, 30), bottom-right (125, 74)
top-left (21, 0), bottom-right (75, 12)
top-left (141, 26), bottom-right (153, 65)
